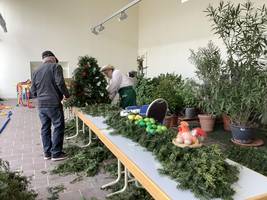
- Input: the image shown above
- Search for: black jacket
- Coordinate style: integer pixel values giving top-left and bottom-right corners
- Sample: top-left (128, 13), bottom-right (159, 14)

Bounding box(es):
top-left (30, 63), bottom-right (70, 108)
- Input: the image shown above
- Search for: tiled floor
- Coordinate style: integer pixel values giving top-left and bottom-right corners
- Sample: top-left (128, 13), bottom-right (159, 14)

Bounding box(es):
top-left (0, 100), bottom-right (110, 200)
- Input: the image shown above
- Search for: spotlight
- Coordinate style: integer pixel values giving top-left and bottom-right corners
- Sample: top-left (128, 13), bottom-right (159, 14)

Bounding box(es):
top-left (98, 24), bottom-right (105, 32)
top-left (0, 13), bottom-right (7, 33)
top-left (118, 11), bottom-right (128, 21)
top-left (91, 27), bottom-right (99, 35)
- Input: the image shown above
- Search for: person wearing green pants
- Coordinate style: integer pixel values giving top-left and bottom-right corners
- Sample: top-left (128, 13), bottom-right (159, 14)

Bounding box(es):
top-left (101, 65), bottom-right (136, 109)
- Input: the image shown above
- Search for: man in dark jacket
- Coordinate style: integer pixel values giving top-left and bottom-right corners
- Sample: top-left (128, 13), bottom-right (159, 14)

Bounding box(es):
top-left (31, 51), bottom-right (70, 161)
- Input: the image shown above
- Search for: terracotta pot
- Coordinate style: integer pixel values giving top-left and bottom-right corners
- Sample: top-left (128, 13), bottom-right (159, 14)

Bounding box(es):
top-left (170, 115), bottom-right (178, 127)
top-left (222, 114), bottom-right (231, 131)
top-left (198, 114), bottom-right (216, 133)
top-left (164, 116), bottom-right (172, 128)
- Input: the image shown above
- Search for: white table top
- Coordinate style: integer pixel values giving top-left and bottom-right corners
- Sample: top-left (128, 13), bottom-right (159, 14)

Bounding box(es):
top-left (82, 113), bottom-right (267, 200)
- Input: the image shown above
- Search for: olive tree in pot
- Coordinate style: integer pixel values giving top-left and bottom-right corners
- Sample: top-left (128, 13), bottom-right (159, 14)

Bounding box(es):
top-left (189, 41), bottom-right (224, 133)
top-left (181, 79), bottom-right (199, 119)
top-left (206, 1), bottom-right (267, 143)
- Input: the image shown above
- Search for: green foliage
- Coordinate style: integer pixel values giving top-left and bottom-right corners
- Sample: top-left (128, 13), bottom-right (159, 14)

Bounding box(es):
top-left (205, 1), bottom-right (267, 126)
top-left (206, 1), bottom-right (267, 64)
top-left (53, 118), bottom-right (153, 200)
top-left (180, 79), bottom-right (199, 108)
top-left (64, 56), bottom-right (110, 108)
top-left (226, 146), bottom-right (267, 177)
top-left (107, 182), bottom-right (153, 200)
top-left (0, 159), bottom-right (37, 200)
top-left (52, 139), bottom-right (113, 177)
top-left (189, 41), bottom-right (225, 115)
top-left (207, 129), bottom-right (267, 177)
top-left (82, 103), bottom-right (121, 118)
top-left (85, 104), bottom-right (239, 200)
top-left (47, 184), bottom-right (66, 200)
top-left (135, 73), bottom-right (184, 114)
top-left (103, 155), bottom-right (154, 200)
top-left (135, 77), bottom-right (158, 105)
top-left (52, 119), bottom-right (114, 177)
top-left (153, 73), bottom-right (184, 114)
top-left (160, 145), bottom-right (238, 200)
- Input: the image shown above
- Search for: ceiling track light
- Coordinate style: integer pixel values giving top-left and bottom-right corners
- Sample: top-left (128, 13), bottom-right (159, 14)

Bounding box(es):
top-left (91, 27), bottom-right (99, 35)
top-left (98, 24), bottom-right (105, 32)
top-left (118, 11), bottom-right (128, 21)
top-left (90, 0), bottom-right (142, 36)
top-left (0, 13), bottom-right (7, 33)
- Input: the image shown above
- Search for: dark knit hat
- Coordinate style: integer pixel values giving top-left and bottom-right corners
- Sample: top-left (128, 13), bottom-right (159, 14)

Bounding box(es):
top-left (42, 50), bottom-right (58, 63)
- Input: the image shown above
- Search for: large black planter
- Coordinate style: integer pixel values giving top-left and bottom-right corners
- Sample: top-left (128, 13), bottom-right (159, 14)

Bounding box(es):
top-left (185, 107), bottom-right (197, 119)
top-left (230, 124), bottom-right (255, 144)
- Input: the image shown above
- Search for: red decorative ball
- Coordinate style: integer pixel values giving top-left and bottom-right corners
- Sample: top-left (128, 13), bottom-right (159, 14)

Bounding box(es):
top-left (82, 72), bottom-right (87, 77)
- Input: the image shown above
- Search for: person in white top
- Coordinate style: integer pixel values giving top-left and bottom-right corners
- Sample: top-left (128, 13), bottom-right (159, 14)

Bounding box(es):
top-left (101, 64), bottom-right (136, 108)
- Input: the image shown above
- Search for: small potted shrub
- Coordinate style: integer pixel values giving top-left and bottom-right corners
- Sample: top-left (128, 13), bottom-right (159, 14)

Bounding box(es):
top-left (153, 74), bottom-right (184, 127)
top-left (181, 79), bottom-right (199, 119)
top-left (135, 73), bottom-right (184, 128)
top-left (197, 84), bottom-right (217, 133)
top-left (222, 114), bottom-right (231, 132)
top-left (189, 41), bottom-right (223, 132)
top-left (135, 77), bottom-right (158, 105)
top-left (206, 1), bottom-right (267, 143)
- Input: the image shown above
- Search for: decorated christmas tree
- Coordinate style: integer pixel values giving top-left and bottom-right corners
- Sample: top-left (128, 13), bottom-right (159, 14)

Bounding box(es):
top-left (65, 56), bottom-right (110, 107)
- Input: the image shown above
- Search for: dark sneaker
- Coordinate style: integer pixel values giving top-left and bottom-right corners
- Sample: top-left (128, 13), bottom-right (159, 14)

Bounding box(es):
top-left (51, 152), bottom-right (67, 161)
top-left (44, 154), bottom-right (51, 160)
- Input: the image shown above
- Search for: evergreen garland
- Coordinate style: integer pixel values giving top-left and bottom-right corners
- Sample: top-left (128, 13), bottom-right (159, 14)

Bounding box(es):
top-left (226, 146), bottom-right (267, 177)
top-left (0, 159), bottom-right (37, 200)
top-left (64, 56), bottom-right (110, 108)
top-left (53, 119), bottom-right (154, 200)
top-left (84, 104), bottom-right (239, 200)
top-left (47, 184), bottom-right (65, 200)
top-left (52, 119), bottom-right (114, 177)
top-left (102, 160), bottom-right (154, 200)
top-left (208, 130), bottom-right (267, 177)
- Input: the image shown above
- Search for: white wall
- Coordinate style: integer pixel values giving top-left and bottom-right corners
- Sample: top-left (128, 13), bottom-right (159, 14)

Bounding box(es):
top-left (1, 0), bottom-right (265, 98)
top-left (0, 0), bottom-right (139, 98)
top-left (138, 0), bottom-right (265, 78)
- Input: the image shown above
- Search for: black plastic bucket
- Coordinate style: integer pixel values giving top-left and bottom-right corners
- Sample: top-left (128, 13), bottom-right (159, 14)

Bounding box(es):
top-left (185, 107), bottom-right (196, 119)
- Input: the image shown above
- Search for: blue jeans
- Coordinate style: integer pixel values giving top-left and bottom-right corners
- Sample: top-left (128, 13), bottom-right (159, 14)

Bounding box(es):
top-left (38, 106), bottom-right (65, 157)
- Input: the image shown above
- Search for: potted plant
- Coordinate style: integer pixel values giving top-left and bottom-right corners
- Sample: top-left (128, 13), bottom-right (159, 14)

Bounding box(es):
top-left (189, 41), bottom-right (224, 132)
top-left (222, 114), bottom-right (231, 131)
top-left (206, 1), bottom-right (267, 143)
top-left (153, 74), bottom-right (184, 127)
top-left (181, 79), bottom-right (199, 119)
top-left (135, 77), bottom-right (158, 106)
top-left (135, 73), bottom-right (184, 128)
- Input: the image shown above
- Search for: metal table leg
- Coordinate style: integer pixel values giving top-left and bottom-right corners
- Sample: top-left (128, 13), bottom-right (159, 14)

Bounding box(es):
top-left (127, 171), bottom-right (143, 188)
top-left (102, 159), bottom-right (142, 197)
top-left (64, 107), bottom-right (69, 121)
top-left (106, 167), bottom-right (129, 197)
top-left (66, 115), bottom-right (80, 140)
top-left (101, 159), bottom-right (122, 189)
top-left (81, 127), bottom-right (92, 148)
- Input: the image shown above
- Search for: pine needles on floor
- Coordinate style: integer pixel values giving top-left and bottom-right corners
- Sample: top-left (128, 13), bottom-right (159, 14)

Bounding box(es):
top-left (0, 159), bottom-right (37, 200)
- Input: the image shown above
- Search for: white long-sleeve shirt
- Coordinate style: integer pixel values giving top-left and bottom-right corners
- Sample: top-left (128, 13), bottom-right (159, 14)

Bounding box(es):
top-left (107, 69), bottom-right (134, 100)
